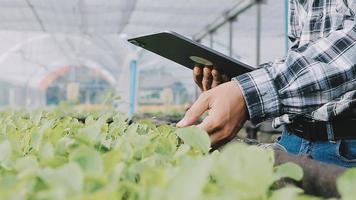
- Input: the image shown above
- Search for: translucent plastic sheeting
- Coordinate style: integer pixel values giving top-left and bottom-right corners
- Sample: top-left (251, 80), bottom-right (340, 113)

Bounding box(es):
top-left (0, 0), bottom-right (254, 109)
top-left (0, 0), bottom-right (245, 36)
top-left (0, 32), bottom-right (132, 88)
top-left (0, 31), bottom-right (138, 109)
top-left (0, 0), bottom-right (286, 112)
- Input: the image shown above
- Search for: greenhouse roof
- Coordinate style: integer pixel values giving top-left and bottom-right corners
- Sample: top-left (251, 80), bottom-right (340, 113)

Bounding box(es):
top-left (0, 0), bottom-right (257, 89)
top-left (0, 0), bottom-right (254, 36)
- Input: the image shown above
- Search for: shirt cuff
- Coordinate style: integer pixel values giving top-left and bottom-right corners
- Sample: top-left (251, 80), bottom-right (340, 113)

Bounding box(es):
top-left (233, 68), bottom-right (281, 124)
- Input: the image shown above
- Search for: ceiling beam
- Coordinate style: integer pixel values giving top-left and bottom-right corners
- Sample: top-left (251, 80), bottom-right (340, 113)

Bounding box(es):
top-left (25, 0), bottom-right (46, 32)
top-left (193, 0), bottom-right (260, 42)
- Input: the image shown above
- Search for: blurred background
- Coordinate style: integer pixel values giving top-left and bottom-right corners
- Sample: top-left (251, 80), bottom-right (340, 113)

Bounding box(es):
top-left (0, 0), bottom-right (288, 118)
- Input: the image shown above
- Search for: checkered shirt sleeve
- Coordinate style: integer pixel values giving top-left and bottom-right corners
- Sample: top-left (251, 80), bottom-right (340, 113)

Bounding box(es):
top-left (233, 0), bottom-right (356, 125)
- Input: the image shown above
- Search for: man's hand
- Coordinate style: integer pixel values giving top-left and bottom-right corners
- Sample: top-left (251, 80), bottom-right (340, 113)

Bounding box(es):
top-left (177, 81), bottom-right (248, 146)
top-left (193, 65), bottom-right (230, 91)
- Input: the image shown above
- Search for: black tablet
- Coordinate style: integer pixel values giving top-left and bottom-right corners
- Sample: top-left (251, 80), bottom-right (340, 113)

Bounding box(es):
top-left (128, 31), bottom-right (255, 77)
top-left (127, 31), bottom-right (254, 77)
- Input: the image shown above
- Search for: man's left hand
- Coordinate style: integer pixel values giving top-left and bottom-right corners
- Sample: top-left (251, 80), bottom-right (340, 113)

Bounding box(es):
top-left (177, 81), bottom-right (248, 146)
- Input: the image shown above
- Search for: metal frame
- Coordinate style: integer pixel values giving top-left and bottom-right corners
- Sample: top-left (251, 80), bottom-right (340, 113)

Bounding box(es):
top-left (193, 0), bottom-right (259, 42)
top-left (285, 0), bottom-right (289, 53)
top-left (129, 60), bottom-right (138, 118)
top-left (193, 0), bottom-right (265, 66)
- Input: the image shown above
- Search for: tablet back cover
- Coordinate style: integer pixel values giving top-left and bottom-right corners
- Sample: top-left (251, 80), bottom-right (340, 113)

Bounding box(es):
top-left (128, 31), bottom-right (254, 77)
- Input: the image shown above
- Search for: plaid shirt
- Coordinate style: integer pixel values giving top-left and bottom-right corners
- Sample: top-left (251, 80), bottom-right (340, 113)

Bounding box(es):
top-left (234, 0), bottom-right (356, 127)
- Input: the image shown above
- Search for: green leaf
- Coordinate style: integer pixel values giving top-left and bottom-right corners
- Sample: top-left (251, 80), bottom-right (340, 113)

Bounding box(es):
top-left (269, 187), bottom-right (303, 200)
top-left (31, 120), bottom-right (51, 151)
top-left (164, 156), bottom-right (213, 200)
top-left (175, 126), bottom-right (211, 154)
top-left (69, 146), bottom-right (104, 175)
top-left (76, 124), bottom-right (101, 145)
top-left (56, 136), bottom-right (76, 155)
top-left (39, 141), bottom-right (55, 162)
top-left (173, 144), bottom-right (191, 159)
top-left (14, 156), bottom-right (39, 178)
top-left (0, 140), bottom-right (11, 162)
top-left (274, 162), bottom-right (303, 181)
top-left (125, 123), bottom-right (139, 136)
top-left (213, 143), bottom-right (275, 199)
top-left (38, 162), bottom-right (83, 195)
top-left (30, 110), bottom-right (42, 126)
top-left (102, 149), bottom-right (123, 173)
top-left (337, 168), bottom-right (356, 200)
top-left (0, 140), bottom-right (12, 170)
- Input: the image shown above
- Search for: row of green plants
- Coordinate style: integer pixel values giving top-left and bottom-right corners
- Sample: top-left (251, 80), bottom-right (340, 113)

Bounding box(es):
top-left (0, 109), bottom-right (354, 200)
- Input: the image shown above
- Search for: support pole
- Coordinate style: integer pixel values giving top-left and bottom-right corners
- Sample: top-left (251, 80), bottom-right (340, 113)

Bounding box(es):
top-left (228, 19), bottom-right (234, 57)
top-left (256, 1), bottom-right (261, 66)
top-left (129, 60), bottom-right (138, 118)
top-left (209, 32), bottom-right (214, 48)
top-left (285, 0), bottom-right (289, 53)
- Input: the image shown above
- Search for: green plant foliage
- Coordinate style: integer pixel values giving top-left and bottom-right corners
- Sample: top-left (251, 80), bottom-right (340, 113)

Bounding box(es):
top-left (337, 168), bottom-right (356, 200)
top-left (0, 110), bottom-right (352, 200)
top-left (175, 126), bottom-right (211, 154)
top-left (274, 162), bottom-right (303, 182)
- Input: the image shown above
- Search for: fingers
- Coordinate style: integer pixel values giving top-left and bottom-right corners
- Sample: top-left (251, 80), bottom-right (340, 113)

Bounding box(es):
top-left (184, 103), bottom-right (193, 111)
top-left (222, 74), bottom-right (230, 82)
top-left (193, 65), bottom-right (203, 91)
top-left (198, 118), bottom-right (235, 146)
top-left (202, 66), bottom-right (213, 91)
top-left (211, 69), bottom-right (222, 88)
top-left (199, 120), bottom-right (236, 146)
top-left (210, 131), bottom-right (236, 148)
top-left (177, 92), bottom-right (210, 127)
top-left (194, 65), bottom-right (229, 91)
top-left (197, 115), bottom-right (219, 134)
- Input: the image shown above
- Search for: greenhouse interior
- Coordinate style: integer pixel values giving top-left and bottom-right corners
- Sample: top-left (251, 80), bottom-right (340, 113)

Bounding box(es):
top-left (0, 0), bottom-right (355, 199)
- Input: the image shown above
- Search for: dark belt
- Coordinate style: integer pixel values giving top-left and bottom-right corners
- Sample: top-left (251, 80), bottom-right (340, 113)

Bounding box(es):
top-left (286, 117), bottom-right (356, 141)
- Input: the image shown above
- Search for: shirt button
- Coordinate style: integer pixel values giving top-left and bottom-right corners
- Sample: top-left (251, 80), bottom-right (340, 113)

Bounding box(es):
top-left (319, 12), bottom-right (323, 19)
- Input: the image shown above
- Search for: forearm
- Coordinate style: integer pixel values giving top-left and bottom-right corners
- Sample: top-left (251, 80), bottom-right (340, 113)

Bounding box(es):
top-left (234, 25), bottom-right (356, 124)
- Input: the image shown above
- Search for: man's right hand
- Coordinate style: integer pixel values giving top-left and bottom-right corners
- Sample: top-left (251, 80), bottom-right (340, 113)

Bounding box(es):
top-left (193, 65), bottom-right (230, 91)
top-left (177, 81), bottom-right (248, 146)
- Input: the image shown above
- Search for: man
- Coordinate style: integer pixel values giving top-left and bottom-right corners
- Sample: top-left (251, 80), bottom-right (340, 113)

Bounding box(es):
top-left (177, 0), bottom-right (356, 168)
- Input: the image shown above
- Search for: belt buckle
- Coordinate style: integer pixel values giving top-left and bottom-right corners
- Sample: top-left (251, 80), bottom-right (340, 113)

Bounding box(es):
top-left (293, 124), bottom-right (304, 134)
top-left (294, 121), bottom-right (315, 141)
top-left (293, 123), bottom-right (309, 140)
top-left (308, 121), bottom-right (317, 141)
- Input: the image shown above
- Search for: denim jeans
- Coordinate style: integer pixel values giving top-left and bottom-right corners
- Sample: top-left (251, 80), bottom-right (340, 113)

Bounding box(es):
top-left (277, 128), bottom-right (356, 168)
